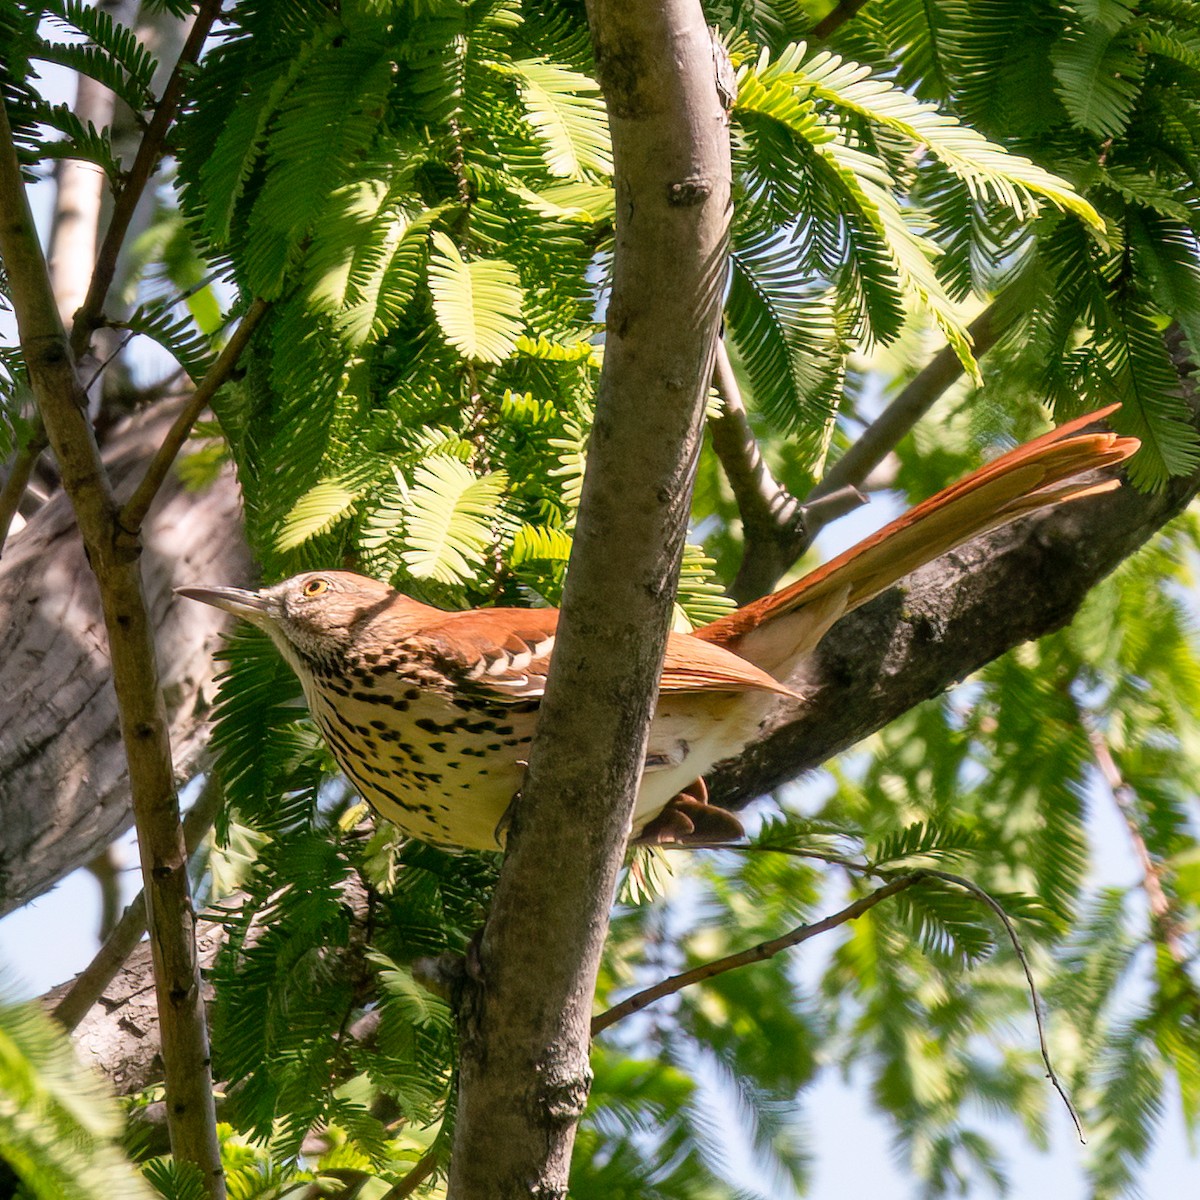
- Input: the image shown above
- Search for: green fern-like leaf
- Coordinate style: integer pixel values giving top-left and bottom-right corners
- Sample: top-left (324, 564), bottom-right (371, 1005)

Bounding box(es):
top-left (725, 229), bottom-right (844, 445)
top-left (820, 139), bottom-right (978, 374)
top-left (870, 821), bottom-right (979, 868)
top-left (276, 479), bottom-right (361, 552)
top-left (400, 455), bottom-right (509, 585)
top-left (206, 625), bottom-right (325, 833)
top-left (674, 543), bottom-right (738, 630)
top-left (892, 879), bottom-right (997, 965)
top-left (427, 232), bottom-right (525, 364)
top-left (743, 42), bottom-right (1102, 227)
top-left (496, 58), bottom-right (613, 179)
top-left (38, 0), bottom-right (157, 113)
top-left (29, 102), bottom-right (120, 180)
top-left (243, 35), bottom-right (394, 298)
top-left (120, 302), bottom-right (216, 383)
top-left (1092, 301), bottom-right (1200, 486)
top-left (337, 206), bottom-right (446, 349)
top-left (0, 989), bottom-right (155, 1200)
top-left (1052, 16), bottom-right (1144, 139)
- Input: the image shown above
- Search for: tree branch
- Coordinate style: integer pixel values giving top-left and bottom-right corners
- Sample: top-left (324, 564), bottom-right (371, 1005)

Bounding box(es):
top-left (705, 379), bottom-right (1200, 815)
top-left (591, 872), bottom-right (924, 1035)
top-left (68, 0), bottom-right (223, 358)
top-left (920, 867), bottom-right (1083, 1140)
top-left (1081, 711), bottom-right (1188, 961)
top-left (809, 0), bottom-right (873, 40)
top-left (709, 340), bottom-right (865, 601)
top-left (0, 426), bottom-right (47, 555)
top-left (0, 99), bottom-right (224, 1197)
top-left (0, 396), bottom-right (250, 916)
top-left (120, 297), bottom-right (268, 532)
top-left (810, 303), bottom-right (1000, 500)
top-left (446, 5), bottom-right (732, 1196)
top-left (709, 342), bottom-right (798, 551)
top-left (53, 774), bottom-right (223, 1031)
top-left (381, 1147), bottom-right (441, 1199)
top-left (714, 302), bottom-right (998, 602)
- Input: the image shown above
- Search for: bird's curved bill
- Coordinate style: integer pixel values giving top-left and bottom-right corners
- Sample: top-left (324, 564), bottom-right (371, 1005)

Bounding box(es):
top-left (175, 585), bottom-right (279, 623)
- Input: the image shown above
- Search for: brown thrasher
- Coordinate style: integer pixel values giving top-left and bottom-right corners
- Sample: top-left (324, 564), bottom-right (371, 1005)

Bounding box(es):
top-left (180, 406), bottom-right (1138, 850)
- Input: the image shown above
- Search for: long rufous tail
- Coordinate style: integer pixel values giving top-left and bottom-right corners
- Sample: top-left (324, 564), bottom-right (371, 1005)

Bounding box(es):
top-left (696, 404), bottom-right (1140, 675)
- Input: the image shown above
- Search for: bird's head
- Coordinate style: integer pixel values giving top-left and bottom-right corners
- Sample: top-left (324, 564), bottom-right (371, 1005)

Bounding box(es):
top-left (177, 570), bottom-right (403, 666)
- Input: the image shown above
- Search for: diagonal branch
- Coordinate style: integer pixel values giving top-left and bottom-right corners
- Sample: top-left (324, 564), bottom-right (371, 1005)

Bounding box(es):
top-left (120, 297), bottom-right (269, 532)
top-left (810, 303), bottom-right (1000, 500)
top-left (591, 871), bottom-right (924, 1035)
top-left (53, 774), bottom-right (224, 1032)
top-left (709, 339), bottom-right (864, 602)
top-left (0, 99), bottom-right (225, 1198)
top-left (809, 0), bottom-right (873, 40)
top-left (0, 425), bottom-right (47, 557)
top-left (713, 302), bottom-right (1000, 601)
top-left (68, 0), bottom-right (224, 358)
top-left (669, 844), bottom-right (1082, 1137)
top-left (381, 1147), bottom-right (441, 1199)
top-left (1080, 711), bottom-right (1188, 962)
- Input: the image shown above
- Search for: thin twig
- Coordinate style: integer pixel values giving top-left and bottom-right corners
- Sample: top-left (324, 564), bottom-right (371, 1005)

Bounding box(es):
top-left (119, 297), bottom-right (269, 532)
top-left (809, 0), bottom-right (873, 40)
top-left (0, 425), bottom-right (48, 556)
top-left (1081, 713), bottom-right (1187, 962)
top-left (53, 774), bottom-right (224, 1032)
top-left (710, 339), bottom-right (799, 540)
top-left (68, 0), bottom-right (224, 359)
top-left (920, 868), bottom-right (1085, 1143)
top-left (658, 841), bottom-right (1084, 1138)
top-left (709, 339), bottom-right (866, 601)
top-left (591, 872), bottom-right (925, 1035)
top-left (810, 303), bottom-right (1000, 500)
top-left (381, 1146), bottom-right (442, 1199)
top-left (709, 339), bottom-right (804, 599)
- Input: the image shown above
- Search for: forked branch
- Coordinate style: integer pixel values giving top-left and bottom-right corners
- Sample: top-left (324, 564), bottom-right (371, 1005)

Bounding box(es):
top-left (593, 850), bottom-right (1082, 1139)
top-left (120, 297), bottom-right (269, 532)
top-left (591, 871), bottom-right (924, 1034)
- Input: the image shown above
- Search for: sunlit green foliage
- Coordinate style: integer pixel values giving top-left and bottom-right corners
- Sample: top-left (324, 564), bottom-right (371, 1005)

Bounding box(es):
top-left (0, 987), bottom-right (155, 1200)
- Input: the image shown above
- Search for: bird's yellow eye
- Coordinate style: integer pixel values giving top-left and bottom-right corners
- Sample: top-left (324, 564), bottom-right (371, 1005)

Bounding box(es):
top-left (302, 578), bottom-right (329, 598)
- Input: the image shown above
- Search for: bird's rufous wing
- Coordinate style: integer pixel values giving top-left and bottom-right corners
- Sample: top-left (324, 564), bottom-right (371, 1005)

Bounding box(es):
top-left (419, 608), bottom-right (796, 700)
top-left (418, 608), bottom-right (561, 699)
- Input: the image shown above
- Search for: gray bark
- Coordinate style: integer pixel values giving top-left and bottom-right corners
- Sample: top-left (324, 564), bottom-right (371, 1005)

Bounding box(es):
top-left (447, 3), bottom-right (733, 1197)
top-left (0, 398), bottom-right (251, 915)
top-left (43, 906), bottom-right (227, 1095)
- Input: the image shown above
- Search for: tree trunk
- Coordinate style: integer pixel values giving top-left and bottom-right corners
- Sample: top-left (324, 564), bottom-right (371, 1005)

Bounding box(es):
top-left (447, 3), bottom-right (733, 1196)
